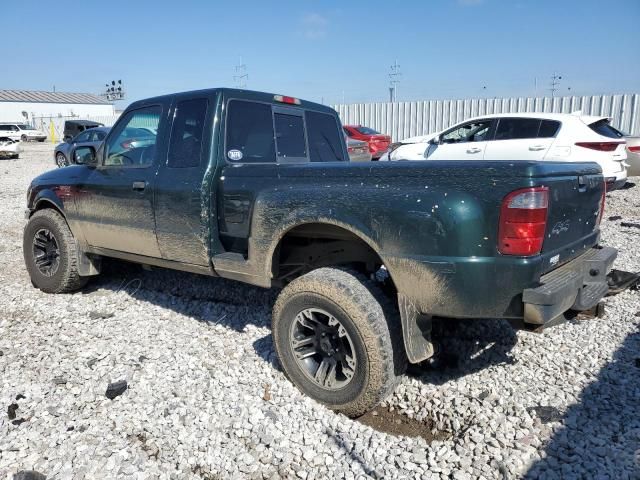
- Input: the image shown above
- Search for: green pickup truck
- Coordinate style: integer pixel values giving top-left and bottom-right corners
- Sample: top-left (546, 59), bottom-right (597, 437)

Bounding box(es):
top-left (23, 88), bottom-right (616, 416)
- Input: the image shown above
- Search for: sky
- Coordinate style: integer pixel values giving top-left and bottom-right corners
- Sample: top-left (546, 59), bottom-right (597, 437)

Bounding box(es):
top-left (3, 0), bottom-right (639, 107)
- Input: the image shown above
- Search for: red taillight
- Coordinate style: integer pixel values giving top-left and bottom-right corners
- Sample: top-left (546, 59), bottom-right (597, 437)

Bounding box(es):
top-left (629, 146), bottom-right (640, 153)
top-left (597, 181), bottom-right (606, 225)
top-left (274, 95), bottom-right (301, 105)
top-left (575, 141), bottom-right (624, 152)
top-left (498, 187), bottom-right (549, 256)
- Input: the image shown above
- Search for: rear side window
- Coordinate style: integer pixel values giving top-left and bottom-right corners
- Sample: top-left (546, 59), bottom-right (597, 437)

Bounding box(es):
top-left (168, 98), bottom-right (208, 168)
top-left (305, 111), bottom-right (346, 162)
top-left (226, 101), bottom-right (275, 163)
top-left (495, 118), bottom-right (541, 140)
top-left (538, 120), bottom-right (561, 138)
top-left (274, 113), bottom-right (306, 160)
top-left (589, 119), bottom-right (624, 139)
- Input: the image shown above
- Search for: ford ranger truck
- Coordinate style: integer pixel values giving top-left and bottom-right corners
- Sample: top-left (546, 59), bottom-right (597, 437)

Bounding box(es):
top-left (23, 88), bottom-right (617, 416)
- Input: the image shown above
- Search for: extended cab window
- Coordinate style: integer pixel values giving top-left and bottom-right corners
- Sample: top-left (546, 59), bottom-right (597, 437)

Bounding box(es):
top-left (104, 106), bottom-right (160, 167)
top-left (442, 120), bottom-right (491, 143)
top-left (494, 118), bottom-right (541, 140)
top-left (305, 111), bottom-right (346, 162)
top-left (168, 98), bottom-right (208, 168)
top-left (226, 101), bottom-right (275, 163)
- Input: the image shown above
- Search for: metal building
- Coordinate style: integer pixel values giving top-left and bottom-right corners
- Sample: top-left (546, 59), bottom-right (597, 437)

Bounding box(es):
top-left (0, 90), bottom-right (115, 123)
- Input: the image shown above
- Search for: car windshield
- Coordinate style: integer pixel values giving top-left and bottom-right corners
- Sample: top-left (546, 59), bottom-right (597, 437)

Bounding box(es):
top-left (17, 124), bottom-right (34, 130)
top-left (356, 127), bottom-right (380, 135)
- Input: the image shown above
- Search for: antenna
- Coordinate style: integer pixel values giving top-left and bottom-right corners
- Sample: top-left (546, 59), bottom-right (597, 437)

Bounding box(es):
top-left (234, 57), bottom-right (248, 89)
top-left (388, 60), bottom-right (401, 102)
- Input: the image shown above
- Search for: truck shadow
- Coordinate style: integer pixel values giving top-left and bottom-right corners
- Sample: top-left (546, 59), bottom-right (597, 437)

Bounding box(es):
top-left (84, 259), bottom-right (279, 332)
top-left (404, 318), bottom-right (518, 385)
top-left (86, 260), bottom-right (520, 381)
top-left (523, 324), bottom-right (640, 478)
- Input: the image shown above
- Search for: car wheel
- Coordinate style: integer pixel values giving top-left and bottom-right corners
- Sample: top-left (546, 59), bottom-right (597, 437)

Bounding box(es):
top-left (55, 152), bottom-right (68, 167)
top-left (272, 267), bottom-right (405, 417)
top-left (23, 209), bottom-right (88, 293)
top-left (21, 134), bottom-right (28, 142)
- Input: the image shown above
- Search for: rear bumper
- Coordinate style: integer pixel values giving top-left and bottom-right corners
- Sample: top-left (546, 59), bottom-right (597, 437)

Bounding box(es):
top-left (523, 246), bottom-right (617, 326)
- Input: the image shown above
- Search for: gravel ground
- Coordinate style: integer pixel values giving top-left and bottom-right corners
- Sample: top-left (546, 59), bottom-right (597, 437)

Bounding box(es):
top-left (1, 143), bottom-right (639, 480)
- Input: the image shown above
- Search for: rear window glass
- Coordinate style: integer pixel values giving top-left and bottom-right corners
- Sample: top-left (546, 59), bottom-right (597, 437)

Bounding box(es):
top-left (589, 119), bottom-right (624, 139)
top-left (495, 118), bottom-right (540, 140)
top-left (226, 101), bottom-right (276, 163)
top-left (356, 126), bottom-right (380, 135)
top-left (274, 113), bottom-right (306, 159)
top-left (305, 111), bottom-right (346, 162)
top-left (538, 120), bottom-right (561, 138)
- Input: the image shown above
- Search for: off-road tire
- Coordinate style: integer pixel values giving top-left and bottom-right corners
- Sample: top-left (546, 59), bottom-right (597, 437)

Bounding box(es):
top-left (23, 209), bottom-right (88, 293)
top-left (272, 267), bottom-right (406, 417)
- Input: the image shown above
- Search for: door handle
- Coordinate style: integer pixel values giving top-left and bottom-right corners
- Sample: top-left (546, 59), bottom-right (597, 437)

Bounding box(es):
top-left (132, 181), bottom-right (146, 191)
top-left (466, 147), bottom-right (481, 154)
top-left (529, 145), bottom-right (546, 151)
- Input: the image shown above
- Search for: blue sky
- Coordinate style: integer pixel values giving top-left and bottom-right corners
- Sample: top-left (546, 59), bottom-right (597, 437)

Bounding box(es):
top-left (3, 0), bottom-right (639, 106)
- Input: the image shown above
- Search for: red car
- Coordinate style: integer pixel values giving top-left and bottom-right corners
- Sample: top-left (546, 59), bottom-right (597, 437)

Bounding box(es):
top-left (343, 125), bottom-right (391, 159)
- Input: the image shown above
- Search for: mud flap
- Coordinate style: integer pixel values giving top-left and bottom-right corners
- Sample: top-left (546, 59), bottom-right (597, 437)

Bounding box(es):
top-left (77, 247), bottom-right (101, 276)
top-left (398, 294), bottom-right (434, 364)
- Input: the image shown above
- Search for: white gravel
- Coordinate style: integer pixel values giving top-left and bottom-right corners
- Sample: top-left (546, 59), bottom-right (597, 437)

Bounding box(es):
top-left (1, 143), bottom-right (639, 479)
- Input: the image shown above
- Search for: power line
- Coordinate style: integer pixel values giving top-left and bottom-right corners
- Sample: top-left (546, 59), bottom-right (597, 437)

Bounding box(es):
top-left (234, 57), bottom-right (248, 89)
top-left (389, 60), bottom-right (401, 102)
top-left (550, 73), bottom-right (562, 98)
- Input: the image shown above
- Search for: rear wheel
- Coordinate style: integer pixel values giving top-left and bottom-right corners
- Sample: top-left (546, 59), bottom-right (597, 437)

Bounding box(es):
top-left (272, 268), bottom-right (405, 417)
top-left (55, 152), bottom-right (68, 167)
top-left (21, 134), bottom-right (28, 142)
top-left (23, 209), bottom-right (88, 293)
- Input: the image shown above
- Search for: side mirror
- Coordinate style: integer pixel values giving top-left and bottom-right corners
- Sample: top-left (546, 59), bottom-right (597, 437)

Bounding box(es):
top-left (429, 135), bottom-right (441, 145)
top-left (74, 146), bottom-right (97, 166)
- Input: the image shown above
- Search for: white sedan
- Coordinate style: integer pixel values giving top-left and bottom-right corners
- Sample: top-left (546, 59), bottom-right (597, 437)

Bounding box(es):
top-left (380, 112), bottom-right (628, 189)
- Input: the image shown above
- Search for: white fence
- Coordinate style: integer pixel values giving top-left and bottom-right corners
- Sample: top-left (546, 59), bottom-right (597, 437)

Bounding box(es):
top-left (333, 93), bottom-right (640, 142)
top-left (32, 114), bottom-right (122, 142)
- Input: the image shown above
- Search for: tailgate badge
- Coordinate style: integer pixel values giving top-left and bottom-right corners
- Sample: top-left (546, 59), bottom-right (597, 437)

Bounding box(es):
top-left (550, 254), bottom-right (560, 266)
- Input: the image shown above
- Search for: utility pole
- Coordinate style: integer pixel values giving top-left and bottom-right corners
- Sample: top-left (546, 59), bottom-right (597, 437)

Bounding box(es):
top-left (550, 73), bottom-right (562, 98)
top-left (389, 60), bottom-right (401, 102)
top-left (234, 57), bottom-right (248, 89)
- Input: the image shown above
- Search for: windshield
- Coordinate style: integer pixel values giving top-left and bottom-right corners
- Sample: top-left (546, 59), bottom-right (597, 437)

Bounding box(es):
top-left (356, 126), bottom-right (380, 135)
top-left (17, 124), bottom-right (34, 130)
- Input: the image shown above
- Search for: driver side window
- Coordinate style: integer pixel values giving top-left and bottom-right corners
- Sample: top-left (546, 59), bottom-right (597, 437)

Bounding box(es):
top-left (104, 106), bottom-right (161, 167)
top-left (442, 120), bottom-right (492, 144)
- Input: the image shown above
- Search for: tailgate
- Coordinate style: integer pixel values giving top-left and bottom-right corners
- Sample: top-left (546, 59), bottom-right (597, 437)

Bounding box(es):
top-left (540, 171), bottom-right (604, 273)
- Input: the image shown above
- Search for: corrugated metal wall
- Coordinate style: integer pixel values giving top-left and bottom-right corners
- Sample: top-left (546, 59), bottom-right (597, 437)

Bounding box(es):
top-left (333, 93), bottom-right (640, 141)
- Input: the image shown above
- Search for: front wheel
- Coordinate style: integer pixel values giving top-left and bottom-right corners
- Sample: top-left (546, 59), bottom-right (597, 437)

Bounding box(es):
top-left (55, 152), bottom-right (68, 167)
top-left (21, 134), bottom-right (28, 142)
top-left (23, 209), bottom-right (88, 293)
top-left (272, 268), bottom-right (405, 417)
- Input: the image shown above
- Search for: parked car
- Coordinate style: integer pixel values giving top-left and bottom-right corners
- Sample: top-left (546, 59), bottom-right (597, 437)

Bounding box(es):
top-left (343, 125), bottom-right (391, 159)
top-left (624, 136), bottom-right (640, 176)
top-left (346, 136), bottom-right (372, 162)
top-left (0, 136), bottom-right (21, 158)
top-left (63, 120), bottom-right (104, 142)
top-left (55, 126), bottom-right (110, 167)
top-left (380, 113), bottom-right (628, 190)
top-left (0, 123), bottom-right (47, 142)
top-left (23, 88), bottom-right (616, 417)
